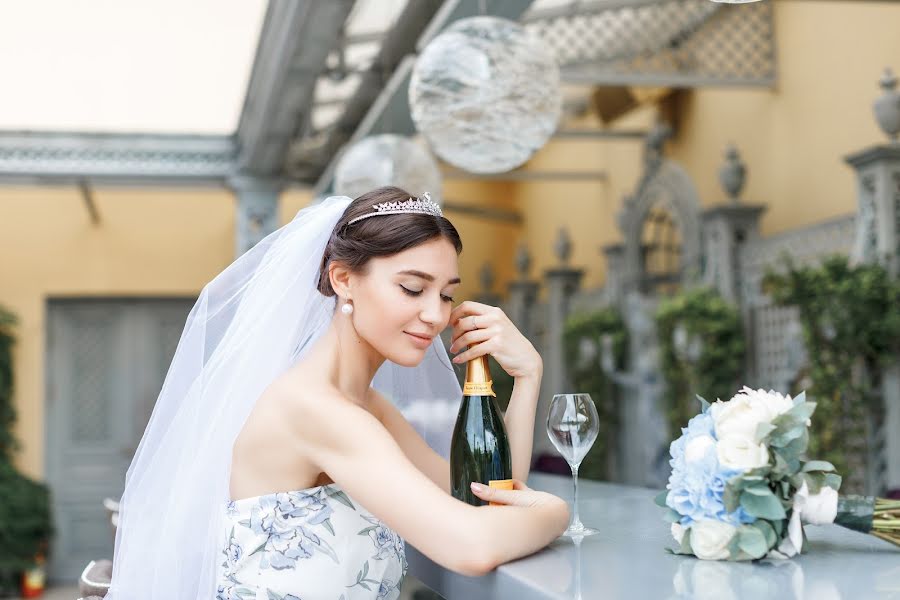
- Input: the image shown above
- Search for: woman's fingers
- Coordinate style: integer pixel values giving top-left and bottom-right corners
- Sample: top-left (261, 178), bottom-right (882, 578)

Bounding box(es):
top-left (448, 327), bottom-right (492, 354)
top-left (469, 480), bottom-right (534, 506)
top-left (449, 301), bottom-right (493, 326)
top-left (451, 339), bottom-right (493, 364)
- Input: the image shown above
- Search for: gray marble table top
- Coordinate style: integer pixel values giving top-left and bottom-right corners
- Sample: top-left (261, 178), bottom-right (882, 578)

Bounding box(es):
top-left (407, 473), bottom-right (900, 600)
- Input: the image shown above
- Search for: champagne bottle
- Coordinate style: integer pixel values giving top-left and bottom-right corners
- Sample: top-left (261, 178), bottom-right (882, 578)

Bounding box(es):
top-left (450, 351), bottom-right (513, 506)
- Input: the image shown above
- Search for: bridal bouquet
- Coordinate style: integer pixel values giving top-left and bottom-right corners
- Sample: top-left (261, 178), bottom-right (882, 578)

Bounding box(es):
top-left (656, 387), bottom-right (900, 560)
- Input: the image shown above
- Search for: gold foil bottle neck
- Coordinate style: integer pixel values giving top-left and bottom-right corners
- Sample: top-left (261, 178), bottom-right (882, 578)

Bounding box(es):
top-left (463, 353), bottom-right (496, 397)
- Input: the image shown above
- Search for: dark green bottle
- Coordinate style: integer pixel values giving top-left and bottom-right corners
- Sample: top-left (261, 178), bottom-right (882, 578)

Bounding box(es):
top-left (450, 352), bottom-right (513, 506)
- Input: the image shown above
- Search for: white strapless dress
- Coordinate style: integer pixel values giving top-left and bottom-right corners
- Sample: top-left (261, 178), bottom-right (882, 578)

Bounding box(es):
top-left (216, 483), bottom-right (408, 600)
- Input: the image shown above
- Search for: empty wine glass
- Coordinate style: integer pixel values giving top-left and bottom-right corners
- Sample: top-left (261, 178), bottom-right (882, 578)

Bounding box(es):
top-left (546, 393), bottom-right (600, 537)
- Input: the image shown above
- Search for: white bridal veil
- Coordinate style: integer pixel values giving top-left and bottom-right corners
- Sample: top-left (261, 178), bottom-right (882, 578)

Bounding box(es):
top-left (106, 195), bottom-right (462, 598)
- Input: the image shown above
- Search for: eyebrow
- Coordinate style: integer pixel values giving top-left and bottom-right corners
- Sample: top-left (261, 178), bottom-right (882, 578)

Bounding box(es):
top-left (398, 269), bottom-right (461, 285)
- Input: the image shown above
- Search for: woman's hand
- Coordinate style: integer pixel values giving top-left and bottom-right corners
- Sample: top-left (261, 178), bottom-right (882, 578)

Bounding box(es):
top-left (470, 479), bottom-right (567, 512)
top-left (448, 301), bottom-right (542, 380)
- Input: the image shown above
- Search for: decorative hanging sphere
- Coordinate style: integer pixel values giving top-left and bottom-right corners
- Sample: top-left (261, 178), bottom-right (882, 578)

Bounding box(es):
top-left (334, 134), bottom-right (443, 202)
top-left (409, 16), bottom-right (562, 174)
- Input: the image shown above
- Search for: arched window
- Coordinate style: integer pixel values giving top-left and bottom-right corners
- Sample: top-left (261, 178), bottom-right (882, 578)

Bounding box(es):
top-left (639, 199), bottom-right (682, 295)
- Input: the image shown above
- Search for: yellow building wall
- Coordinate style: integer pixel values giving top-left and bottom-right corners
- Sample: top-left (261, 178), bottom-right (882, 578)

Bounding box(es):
top-left (0, 186), bottom-right (235, 479)
top-left (516, 0), bottom-right (900, 293)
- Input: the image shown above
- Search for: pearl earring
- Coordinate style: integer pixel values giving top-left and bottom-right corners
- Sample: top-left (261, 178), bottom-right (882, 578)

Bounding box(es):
top-left (341, 301), bottom-right (353, 315)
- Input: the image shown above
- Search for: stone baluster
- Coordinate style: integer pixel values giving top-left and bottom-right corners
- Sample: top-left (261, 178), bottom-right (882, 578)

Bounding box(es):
top-left (601, 243), bottom-right (625, 307)
top-left (475, 262), bottom-right (502, 307)
top-left (535, 228), bottom-right (584, 456)
top-left (844, 67), bottom-right (900, 495)
top-left (701, 145), bottom-right (766, 304)
top-left (506, 244), bottom-right (540, 341)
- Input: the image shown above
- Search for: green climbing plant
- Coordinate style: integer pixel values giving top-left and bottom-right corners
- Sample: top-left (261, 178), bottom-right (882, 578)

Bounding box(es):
top-left (563, 308), bottom-right (628, 481)
top-left (0, 306), bottom-right (54, 594)
top-left (763, 255), bottom-right (900, 482)
top-left (656, 287), bottom-right (746, 438)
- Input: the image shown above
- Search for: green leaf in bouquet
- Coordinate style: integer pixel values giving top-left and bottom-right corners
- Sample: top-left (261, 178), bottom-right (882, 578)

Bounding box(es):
top-left (794, 472), bottom-right (826, 495)
top-left (737, 524), bottom-right (769, 559)
top-left (768, 421), bottom-right (805, 448)
top-left (663, 508), bottom-right (682, 524)
top-left (741, 488), bottom-right (787, 520)
top-left (724, 481), bottom-right (742, 513)
top-left (771, 517), bottom-right (784, 538)
top-left (774, 447), bottom-right (802, 474)
top-left (785, 401), bottom-right (817, 423)
top-left (771, 452), bottom-right (793, 478)
top-left (750, 519), bottom-right (778, 550)
top-left (801, 460), bottom-right (836, 473)
top-left (755, 421), bottom-right (777, 444)
top-left (675, 527), bottom-right (694, 556)
top-left (782, 428), bottom-right (810, 457)
top-left (696, 394), bottom-right (710, 413)
top-left (654, 490), bottom-right (669, 508)
top-left (779, 479), bottom-right (792, 499)
top-left (824, 472), bottom-right (843, 491)
top-left (743, 484), bottom-right (774, 496)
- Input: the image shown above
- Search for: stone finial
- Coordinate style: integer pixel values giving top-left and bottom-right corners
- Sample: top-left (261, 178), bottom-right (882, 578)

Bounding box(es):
top-left (515, 244), bottom-right (532, 278)
top-left (554, 227), bottom-right (572, 264)
top-left (479, 262), bottom-right (495, 293)
top-left (874, 67), bottom-right (900, 142)
top-left (719, 144), bottom-right (747, 202)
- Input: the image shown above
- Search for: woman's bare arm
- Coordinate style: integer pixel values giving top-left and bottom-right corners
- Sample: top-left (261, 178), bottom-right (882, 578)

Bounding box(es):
top-left (368, 388), bottom-right (451, 493)
top-left (504, 371), bottom-right (542, 482)
top-left (286, 386), bottom-right (569, 577)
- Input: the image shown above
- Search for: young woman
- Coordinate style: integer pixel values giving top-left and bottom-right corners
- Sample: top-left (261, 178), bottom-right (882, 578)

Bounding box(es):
top-left (108, 186), bottom-right (569, 600)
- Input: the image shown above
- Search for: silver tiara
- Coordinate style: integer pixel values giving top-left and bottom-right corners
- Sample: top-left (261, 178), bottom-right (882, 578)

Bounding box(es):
top-left (346, 192), bottom-right (443, 225)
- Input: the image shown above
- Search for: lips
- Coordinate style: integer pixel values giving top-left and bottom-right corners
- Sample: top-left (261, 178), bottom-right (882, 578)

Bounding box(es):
top-left (404, 331), bottom-right (434, 348)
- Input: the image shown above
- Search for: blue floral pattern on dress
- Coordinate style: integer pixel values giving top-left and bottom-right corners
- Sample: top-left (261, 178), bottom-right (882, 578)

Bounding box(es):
top-left (216, 484), bottom-right (407, 600)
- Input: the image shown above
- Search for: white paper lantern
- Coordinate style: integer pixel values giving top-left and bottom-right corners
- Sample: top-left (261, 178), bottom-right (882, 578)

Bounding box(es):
top-left (409, 16), bottom-right (562, 174)
top-left (334, 134), bottom-right (442, 203)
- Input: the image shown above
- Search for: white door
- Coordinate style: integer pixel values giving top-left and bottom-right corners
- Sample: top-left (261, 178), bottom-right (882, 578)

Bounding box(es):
top-left (45, 298), bottom-right (194, 582)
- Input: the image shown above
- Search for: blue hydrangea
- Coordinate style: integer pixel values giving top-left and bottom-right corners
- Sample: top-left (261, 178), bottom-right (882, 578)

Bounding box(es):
top-left (666, 411), bottom-right (755, 527)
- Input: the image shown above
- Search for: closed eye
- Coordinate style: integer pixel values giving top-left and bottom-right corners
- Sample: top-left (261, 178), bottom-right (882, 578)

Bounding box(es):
top-left (400, 285), bottom-right (454, 303)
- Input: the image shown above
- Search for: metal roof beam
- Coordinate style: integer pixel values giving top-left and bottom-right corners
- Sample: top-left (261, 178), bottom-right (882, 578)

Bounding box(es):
top-left (236, 0), bottom-right (355, 176)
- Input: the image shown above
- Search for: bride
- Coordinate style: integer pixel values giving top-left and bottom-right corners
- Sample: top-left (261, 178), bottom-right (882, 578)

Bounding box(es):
top-left (107, 186), bottom-right (569, 599)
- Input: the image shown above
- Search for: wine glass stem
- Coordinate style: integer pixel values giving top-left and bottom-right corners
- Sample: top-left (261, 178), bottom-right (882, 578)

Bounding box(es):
top-left (571, 464), bottom-right (582, 530)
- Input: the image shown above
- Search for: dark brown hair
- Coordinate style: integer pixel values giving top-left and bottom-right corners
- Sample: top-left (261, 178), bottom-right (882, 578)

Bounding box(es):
top-left (316, 186), bottom-right (463, 297)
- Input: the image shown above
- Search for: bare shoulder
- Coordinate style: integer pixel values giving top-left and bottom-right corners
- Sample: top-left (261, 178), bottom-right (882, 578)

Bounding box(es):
top-left (272, 368), bottom-right (380, 445)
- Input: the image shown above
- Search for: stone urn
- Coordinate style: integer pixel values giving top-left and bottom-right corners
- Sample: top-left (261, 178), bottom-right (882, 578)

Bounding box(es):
top-left (718, 145), bottom-right (746, 202)
top-left (874, 68), bottom-right (900, 142)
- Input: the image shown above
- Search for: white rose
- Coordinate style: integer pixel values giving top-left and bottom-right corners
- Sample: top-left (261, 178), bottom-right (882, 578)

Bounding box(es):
top-left (795, 481), bottom-right (838, 526)
top-left (711, 387), bottom-right (795, 442)
top-left (710, 396), bottom-right (767, 440)
top-left (691, 520), bottom-right (737, 561)
top-left (685, 435), bottom-right (716, 463)
top-left (671, 522), bottom-right (686, 544)
top-left (716, 434), bottom-right (770, 470)
top-left (749, 387), bottom-right (794, 420)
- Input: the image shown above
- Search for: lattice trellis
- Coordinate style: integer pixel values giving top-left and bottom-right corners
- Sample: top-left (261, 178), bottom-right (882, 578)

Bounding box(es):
top-left (526, 0), bottom-right (776, 86)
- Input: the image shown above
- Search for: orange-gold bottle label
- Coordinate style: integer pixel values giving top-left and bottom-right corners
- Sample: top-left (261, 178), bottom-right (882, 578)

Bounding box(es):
top-left (463, 380), bottom-right (496, 397)
top-left (488, 479), bottom-right (514, 506)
